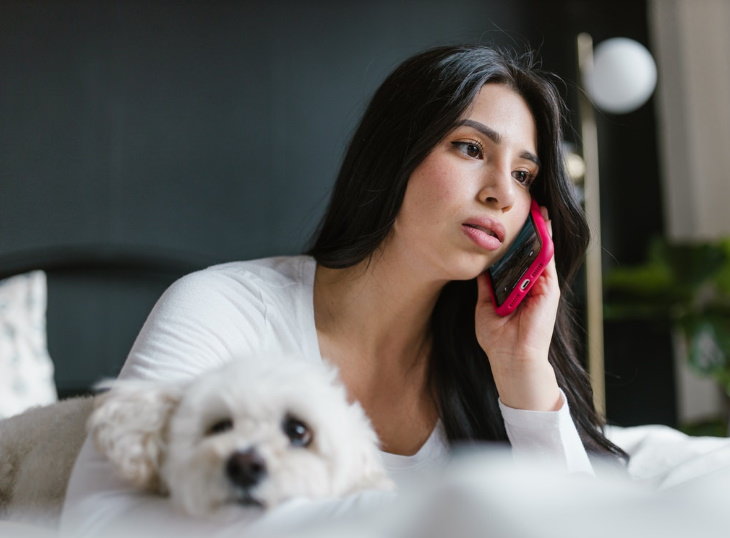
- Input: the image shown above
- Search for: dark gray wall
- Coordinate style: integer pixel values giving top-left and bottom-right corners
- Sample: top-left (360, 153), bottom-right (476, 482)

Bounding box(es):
top-left (1, 0), bottom-right (524, 260)
top-left (1, 0), bottom-right (525, 393)
top-left (2, 1), bottom-right (671, 427)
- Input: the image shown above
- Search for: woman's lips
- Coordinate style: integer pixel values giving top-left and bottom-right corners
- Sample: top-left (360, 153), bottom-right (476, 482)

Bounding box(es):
top-left (462, 223), bottom-right (503, 251)
top-left (461, 218), bottom-right (505, 251)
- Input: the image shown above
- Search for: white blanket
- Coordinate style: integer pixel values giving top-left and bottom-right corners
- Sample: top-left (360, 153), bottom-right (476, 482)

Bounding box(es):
top-left (258, 426), bottom-right (730, 538)
top-left (607, 424), bottom-right (730, 488)
top-left (3, 423), bottom-right (730, 537)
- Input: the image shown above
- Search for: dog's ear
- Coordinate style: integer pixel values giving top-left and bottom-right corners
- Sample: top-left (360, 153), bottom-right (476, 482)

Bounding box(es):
top-left (347, 444), bottom-right (395, 493)
top-left (87, 379), bottom-right (184, 494)
top-left (313, 361), bottom-right (395, 494)
top-left (340, 402), bottom-right (396, 494)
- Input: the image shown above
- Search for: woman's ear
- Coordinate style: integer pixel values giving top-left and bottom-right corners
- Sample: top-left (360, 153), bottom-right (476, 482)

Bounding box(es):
top-left (87, 378), bottom-right (184, 494)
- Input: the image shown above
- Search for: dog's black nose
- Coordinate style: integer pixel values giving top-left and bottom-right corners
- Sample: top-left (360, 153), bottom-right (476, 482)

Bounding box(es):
top-left (226, 448), bottom-right (267, 488)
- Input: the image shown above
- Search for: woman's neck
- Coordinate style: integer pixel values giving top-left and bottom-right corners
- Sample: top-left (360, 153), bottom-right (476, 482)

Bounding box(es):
top-left (313, 250), bottom-right (446, 455)
top-left (313, 252), bottom-right (444, 372)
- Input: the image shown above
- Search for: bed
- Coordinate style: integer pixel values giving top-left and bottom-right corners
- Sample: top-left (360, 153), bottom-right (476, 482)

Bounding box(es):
top-left (1, 248), bottom-right (730, 537)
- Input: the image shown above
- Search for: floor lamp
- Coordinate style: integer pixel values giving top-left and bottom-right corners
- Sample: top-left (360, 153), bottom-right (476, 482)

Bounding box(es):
top-left (576, 34), bottom-right (657, 416)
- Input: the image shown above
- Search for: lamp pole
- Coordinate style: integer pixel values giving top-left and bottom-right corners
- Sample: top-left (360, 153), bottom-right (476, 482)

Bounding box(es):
top-left (577, 32), bottom-right (606, 417)
top-left (575, 33), bottom-right (657, 418)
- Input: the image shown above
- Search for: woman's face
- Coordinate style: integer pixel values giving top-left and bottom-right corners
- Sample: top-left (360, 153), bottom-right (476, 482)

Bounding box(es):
top-left (390, 82), bottom-right (540, 282)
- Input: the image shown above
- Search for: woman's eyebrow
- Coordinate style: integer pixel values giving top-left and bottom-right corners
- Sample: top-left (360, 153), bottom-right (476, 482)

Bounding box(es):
top-left (455, 118), bottom-right (540, 167)
top-left (457, 119), bottom-right (501, 143)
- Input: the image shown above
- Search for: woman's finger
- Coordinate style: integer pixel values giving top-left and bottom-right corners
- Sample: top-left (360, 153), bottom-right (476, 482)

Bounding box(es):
top-left (476, 272), bottom-right (494, 308)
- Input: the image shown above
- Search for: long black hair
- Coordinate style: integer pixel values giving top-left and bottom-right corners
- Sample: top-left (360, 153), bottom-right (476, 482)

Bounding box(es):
top-left (307, 44), bottom-right (626, 460)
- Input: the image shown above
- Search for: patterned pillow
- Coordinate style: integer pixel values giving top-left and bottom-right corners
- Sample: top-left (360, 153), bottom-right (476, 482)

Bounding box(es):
top-left (0, 271), bottom-right (57, 418)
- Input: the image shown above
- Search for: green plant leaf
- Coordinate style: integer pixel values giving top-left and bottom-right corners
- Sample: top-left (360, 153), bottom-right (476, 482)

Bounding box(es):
top-left (661, 240), bottom-right (727, 287)
top-left (715, 238), bottom-right (730, 295)
top-left (681, 316), bottom-right (730, 395)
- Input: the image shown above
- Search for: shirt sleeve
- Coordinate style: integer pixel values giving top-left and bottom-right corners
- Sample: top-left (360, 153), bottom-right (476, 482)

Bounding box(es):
top-left (60, 268), bottom-right (267, 536)
top-left (117, 267), bottom-right (271, 383)
top-left (498, 390), bottom-right (594, 475)
top-left (60, 265), bottom-right (395, 537)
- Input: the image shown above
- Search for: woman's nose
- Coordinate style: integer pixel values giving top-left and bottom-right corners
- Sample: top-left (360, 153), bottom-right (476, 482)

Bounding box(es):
top-left (478, 167), bottom-right (516, 211)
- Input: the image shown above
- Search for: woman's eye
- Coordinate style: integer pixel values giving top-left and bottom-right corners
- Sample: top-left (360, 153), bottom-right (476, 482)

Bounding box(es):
top-left (282, 415), bottom-right (313, 447)
top-left (512, 170), bottom-right (535, 186)
top-left (452, 141), bottom-right (483, 159)
top-left (206, 418), bottom-right (233, 436)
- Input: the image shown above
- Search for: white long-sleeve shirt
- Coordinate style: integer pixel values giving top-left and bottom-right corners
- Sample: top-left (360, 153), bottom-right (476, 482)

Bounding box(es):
top-left (60, 255), bottom-right (592, 537)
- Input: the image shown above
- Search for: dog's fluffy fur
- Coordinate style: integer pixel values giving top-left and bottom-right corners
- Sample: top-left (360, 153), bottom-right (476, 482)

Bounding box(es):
top-left (88, 354), bottom-right (393, 517)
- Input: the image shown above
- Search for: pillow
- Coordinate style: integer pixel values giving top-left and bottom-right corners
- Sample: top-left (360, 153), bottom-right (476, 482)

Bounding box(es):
top-left (0, 271), bottom-right (57, 419)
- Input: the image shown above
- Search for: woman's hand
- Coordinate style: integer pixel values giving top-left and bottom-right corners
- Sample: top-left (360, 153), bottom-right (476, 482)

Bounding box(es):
top-left (474, 209), bottom-right (562, 411)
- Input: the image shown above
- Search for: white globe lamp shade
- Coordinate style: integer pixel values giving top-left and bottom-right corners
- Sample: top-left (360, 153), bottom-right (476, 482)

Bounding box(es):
top-left (583, 37), bottom-right (657, 114)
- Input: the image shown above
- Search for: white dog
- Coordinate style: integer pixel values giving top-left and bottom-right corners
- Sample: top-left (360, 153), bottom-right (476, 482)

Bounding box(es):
top-left (88, 354), bottom-right (393, 517)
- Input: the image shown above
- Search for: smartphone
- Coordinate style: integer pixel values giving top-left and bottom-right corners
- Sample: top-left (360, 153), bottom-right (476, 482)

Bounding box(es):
top-left (486, 199), bottom-right (554, 316)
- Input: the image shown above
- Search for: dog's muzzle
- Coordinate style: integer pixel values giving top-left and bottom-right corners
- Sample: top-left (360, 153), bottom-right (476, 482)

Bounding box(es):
top-left (226, 448), bottom-right (267, 492)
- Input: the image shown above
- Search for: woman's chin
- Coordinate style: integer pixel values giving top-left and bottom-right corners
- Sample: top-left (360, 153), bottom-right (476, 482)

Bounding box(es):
top-left (445, 258), bottom-right (492, 282)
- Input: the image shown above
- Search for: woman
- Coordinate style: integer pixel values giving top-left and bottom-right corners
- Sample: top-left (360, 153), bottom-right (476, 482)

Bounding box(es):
top-left (309, 44), bottom-right (626, 459)
top-left (62, 44), bottom-right (625, 536)
top-left (309, 45), bottom-right (623, 460)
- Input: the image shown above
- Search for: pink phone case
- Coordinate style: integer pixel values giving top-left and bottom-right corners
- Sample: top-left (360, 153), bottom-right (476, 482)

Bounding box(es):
top-left (488, 200), bottom-right (554, 316)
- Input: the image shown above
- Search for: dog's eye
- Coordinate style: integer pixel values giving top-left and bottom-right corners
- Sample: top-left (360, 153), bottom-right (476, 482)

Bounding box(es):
top-left (282, 415), bottom-right (312, 447)
top-left (207, 418), bottom-right (233, 436)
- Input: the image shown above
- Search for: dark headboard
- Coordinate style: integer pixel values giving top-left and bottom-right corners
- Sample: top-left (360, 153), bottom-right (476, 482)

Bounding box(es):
top-left (0, 246), bottom-right (215, 398)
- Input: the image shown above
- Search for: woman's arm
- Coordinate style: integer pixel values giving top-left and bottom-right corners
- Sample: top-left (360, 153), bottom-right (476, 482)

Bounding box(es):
top-left (474, 252), bottom-right (562, 413)
top-left (472, 212), bottom-right (593, 474)
top-left (61, 268), bottom-right (267, 535)
top-left (62, 438), bottom-right (394, 537)
top-left (60, 265), bottom-right (395, 536)
top-left (116, 267), bottom-right (271, 383)
top-left (499, 392), bottom-right (594, 474)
